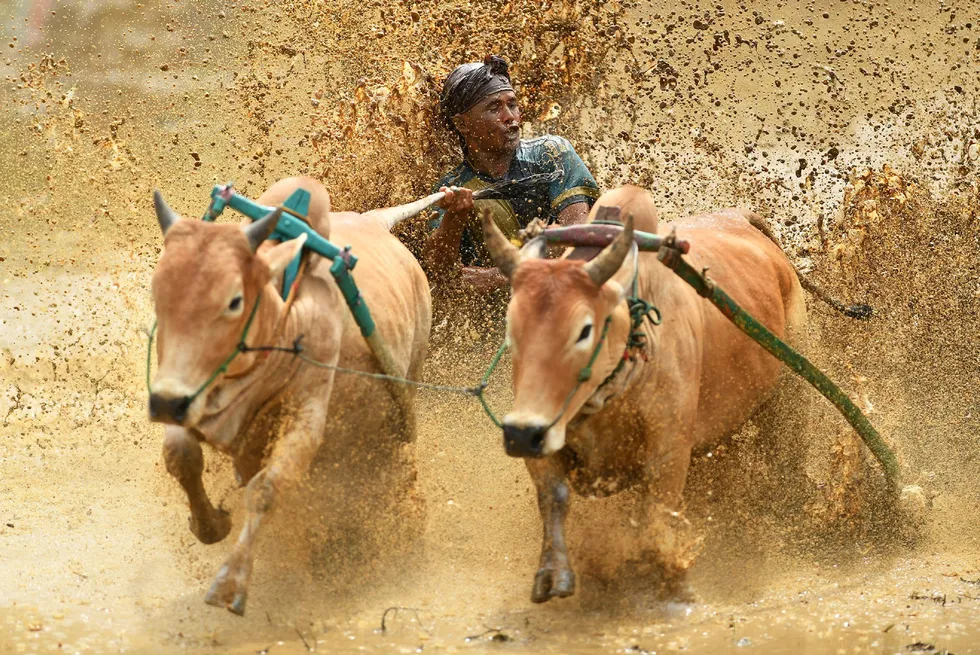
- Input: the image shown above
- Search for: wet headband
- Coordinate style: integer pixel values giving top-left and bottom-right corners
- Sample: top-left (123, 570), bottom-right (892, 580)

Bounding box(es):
top-left (440, 55), bottom-right (514, 124)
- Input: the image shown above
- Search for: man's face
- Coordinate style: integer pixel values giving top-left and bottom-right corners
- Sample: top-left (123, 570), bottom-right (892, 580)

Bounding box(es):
top-left (455, 90), bottom-right (521, 157)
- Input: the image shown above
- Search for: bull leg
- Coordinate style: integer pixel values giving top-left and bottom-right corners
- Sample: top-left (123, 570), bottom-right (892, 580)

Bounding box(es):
top-left (637, 442), bottom-right (703, 577)
top-left (204, 401), bottom-right (327, 616)
top-left (162, 426), bottom-right (231, 544)
top-left (525, 457), bottom-right (575, 603)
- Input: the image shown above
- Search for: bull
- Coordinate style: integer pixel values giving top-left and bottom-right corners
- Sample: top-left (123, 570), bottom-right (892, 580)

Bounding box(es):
top-left (148, 176), bottom-right (431, 615)
top-left (482, 185), bottom-right (851, 603)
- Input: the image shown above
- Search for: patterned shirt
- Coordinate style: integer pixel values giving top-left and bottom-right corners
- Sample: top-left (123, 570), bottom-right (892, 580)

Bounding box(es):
top-left (431, 135), bottom-right (600, 266)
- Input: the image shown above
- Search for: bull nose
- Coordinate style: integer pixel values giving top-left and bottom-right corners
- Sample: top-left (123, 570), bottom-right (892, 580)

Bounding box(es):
top-left (148, 393), bottom-right (191, 425)
top-left (503, 424), bottom-right (547, 458)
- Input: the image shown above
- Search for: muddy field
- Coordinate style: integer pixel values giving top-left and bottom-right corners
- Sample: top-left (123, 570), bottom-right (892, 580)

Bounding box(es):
top-left (1, 0), bottom-right (979, 653)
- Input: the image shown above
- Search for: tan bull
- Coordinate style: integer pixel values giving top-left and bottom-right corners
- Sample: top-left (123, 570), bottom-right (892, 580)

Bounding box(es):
top-left (483, 185), bottom-right (852, 603)
top-left (148, 176), bottom-right (431, 615)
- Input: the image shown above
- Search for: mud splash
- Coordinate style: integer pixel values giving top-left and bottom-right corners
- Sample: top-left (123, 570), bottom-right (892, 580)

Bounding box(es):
top-left (1, 0), bottom-right (979, 653)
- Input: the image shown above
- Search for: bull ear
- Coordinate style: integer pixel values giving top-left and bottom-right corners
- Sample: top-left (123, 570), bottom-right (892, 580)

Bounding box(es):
top-left (582, 213), bottom-right (634, 286)
top-left (260, 233), bottom-right (307, 277)
top-left (481, 208), bottom-right (521, 280)
top-left (243, 208), bottom-right (283, 253)
top-left (153, 190), bottom-right (180, 235)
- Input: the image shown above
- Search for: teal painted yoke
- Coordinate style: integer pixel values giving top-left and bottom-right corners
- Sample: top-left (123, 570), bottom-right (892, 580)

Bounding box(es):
top-left (201, 183), bottom-right (376, 337)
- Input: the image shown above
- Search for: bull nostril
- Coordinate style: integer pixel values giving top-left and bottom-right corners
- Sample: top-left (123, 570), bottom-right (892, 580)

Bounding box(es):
top-left (173, 397), bottom-right (189, 422)
top-left (502, 424), bottom-right (548, 458)
top-left (148, 394), bottom-right (164, 418)
top-left (149, 393), bottom-right (192, 424)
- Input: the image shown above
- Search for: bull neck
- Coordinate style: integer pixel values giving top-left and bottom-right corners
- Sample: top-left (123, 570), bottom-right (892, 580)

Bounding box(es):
top-left (465, 145), bottom-right (519, 181)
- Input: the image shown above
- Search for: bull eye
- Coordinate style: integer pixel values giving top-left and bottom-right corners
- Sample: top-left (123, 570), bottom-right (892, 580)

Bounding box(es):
top-left (228, 296), bottom-right (243, 312)
top-left (577, 324), bottom-right (592, 343)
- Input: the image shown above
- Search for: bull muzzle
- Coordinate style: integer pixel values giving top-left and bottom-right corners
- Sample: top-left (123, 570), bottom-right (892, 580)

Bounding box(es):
top-left (503, 423), bottom-right (548, 458)
top-left (149, 392), bottom-right (192, 425)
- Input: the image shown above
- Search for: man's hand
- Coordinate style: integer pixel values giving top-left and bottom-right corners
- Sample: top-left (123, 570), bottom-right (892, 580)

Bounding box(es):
top-left (436, 186), bottom-right (475, 218)
top-left (460, 266), bottom-right (509, 292)
top-left (425, 186), bottom-right (475, 276)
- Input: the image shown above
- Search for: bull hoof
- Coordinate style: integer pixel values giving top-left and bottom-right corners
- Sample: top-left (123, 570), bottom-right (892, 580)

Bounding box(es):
top-left (204, 562), bottom-right (250, 616)
top-left (189, 508), bottom-right (231, 545)
top-left (531, 566), bottom-right (576, 603)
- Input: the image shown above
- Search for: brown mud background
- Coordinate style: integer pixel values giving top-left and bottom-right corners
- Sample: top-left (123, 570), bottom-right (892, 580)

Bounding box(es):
top-left (1, 0), bottom-right (979, 652)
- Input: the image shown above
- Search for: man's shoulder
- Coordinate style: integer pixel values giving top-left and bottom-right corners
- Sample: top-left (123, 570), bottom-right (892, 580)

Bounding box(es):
top-left (519, 134), bottom-right (575, 156)
top-left (516, 135), bottom-right (580, 177)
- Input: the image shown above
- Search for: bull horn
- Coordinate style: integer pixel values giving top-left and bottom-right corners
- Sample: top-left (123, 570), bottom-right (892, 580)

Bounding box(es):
top-left (153, 190), bottom-right (180, 235)
top-left (367, 192), bottom-right (446, 231)
top-left (582, 213), bottom-right (635, 286)
top-left (481, 208), bottom-right (521, 280)
top-left (243, 207), bottom-right (283, 252)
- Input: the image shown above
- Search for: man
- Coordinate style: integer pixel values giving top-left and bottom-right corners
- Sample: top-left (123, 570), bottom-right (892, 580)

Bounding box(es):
top-left (425, 56), bottom-right (600, 292)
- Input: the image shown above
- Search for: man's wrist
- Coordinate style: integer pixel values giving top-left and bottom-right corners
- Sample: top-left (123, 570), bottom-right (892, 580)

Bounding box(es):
top-left (441, 207), bottom-right (470, 227)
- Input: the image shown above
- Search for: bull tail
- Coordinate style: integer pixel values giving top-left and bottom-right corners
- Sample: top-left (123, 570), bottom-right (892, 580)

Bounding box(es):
top-left (364, 192), bottom-right (447, 231)
top-left (746, 212), bottom-right (873, 320)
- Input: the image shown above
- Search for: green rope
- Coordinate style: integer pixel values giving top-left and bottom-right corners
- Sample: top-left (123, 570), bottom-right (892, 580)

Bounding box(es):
top-left (147, 320), bottom-right (489, 400)
top-left (473, 317), bottom-right (614, 430)
top-left (295, 352), bottom-right (487, 397)
top-left (656, 245), bottom-right (902, 489)
top-left (593, 270), bottom-right (663, 392)
top-left (291, 315), bottom-right (612, 431)
top-left (145, 293), bottom-right (264, 401)
top-left (576, 316), bottom-right (612, 383)
top-left (475, 341), bottom-right (509, 428)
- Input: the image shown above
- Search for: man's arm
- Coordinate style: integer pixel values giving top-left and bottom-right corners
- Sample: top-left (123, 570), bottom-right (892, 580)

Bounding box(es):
top-left (460, 266), bottom-right (509, 292)
top-left (423, 186), bottom-right (474, 277)
top-left (462, 203), bottom-right (589, 291)
top-left (532, 201), bottom-right (591, 259)
top-left (428, 182), bottom-right (591, 291)
top-left (547, 136), bottom-right (600, 225)
top-left (424, 186), bottom-right (511, 292)
top-left (459, 201), bottom-right (592, 291)
top-left (556, 201), bottom-right (590, 226)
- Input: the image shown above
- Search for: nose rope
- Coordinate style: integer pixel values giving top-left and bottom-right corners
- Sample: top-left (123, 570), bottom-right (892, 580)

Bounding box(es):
top-left (481, 280), bottom-right (664, 431)
top-left (146, 300), bottom-right (508, 417)
top-left (476, 316), bottom-right (614, 431)
top-left (475, 341), bottom-right (509, 428)
top-left (594, 295), bottom-right (662, 393)
top-left (143, 290), bottom-right (617, 433)
top-left (147, 173), bottom-right (565, 420)
top-left (146, 292), bottom-right (264, 404)
top-left (542, 314), bottom-right (613, 431)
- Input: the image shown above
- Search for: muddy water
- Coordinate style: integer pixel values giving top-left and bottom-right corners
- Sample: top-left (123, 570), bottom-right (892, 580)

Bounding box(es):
top-left (1, 0), bottom-right (979, 653)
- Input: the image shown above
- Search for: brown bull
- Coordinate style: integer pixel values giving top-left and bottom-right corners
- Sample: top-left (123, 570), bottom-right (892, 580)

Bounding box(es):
top-left (483, 185), bottom-right (846, 603)
top-left (149, 176), bottom-right (431, 615)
